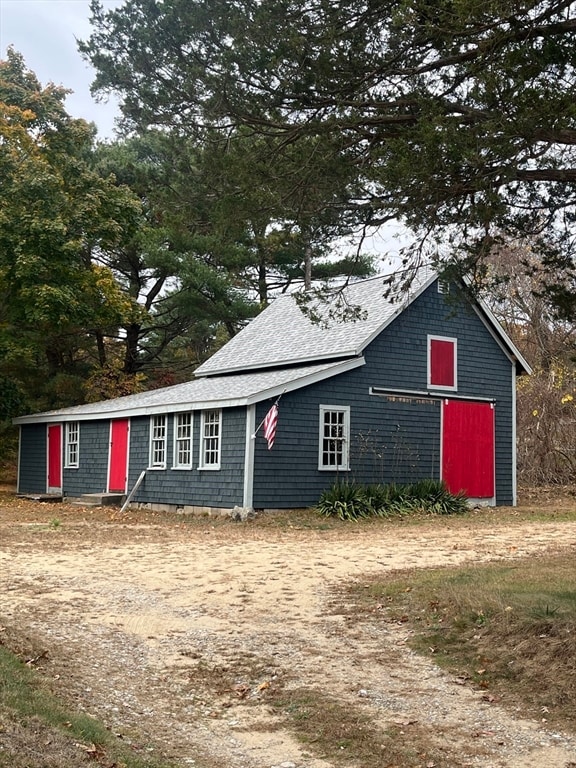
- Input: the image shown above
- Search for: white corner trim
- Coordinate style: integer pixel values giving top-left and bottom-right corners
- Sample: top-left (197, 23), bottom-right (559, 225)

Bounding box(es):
top-left (511, 361), bottom-right (517, 507)
top-left (16, 425), bottom-right (21, 494)
top-left (243, 404), bottom-right (256, 508)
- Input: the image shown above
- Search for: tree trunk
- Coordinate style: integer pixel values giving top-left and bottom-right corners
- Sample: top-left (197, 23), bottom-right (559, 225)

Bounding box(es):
top-left (304, 244), bottom-right (312, 290)
top-left (94, 330), bottom-right (107, 367)
top-left (123, 323), bottom-right (141, 374)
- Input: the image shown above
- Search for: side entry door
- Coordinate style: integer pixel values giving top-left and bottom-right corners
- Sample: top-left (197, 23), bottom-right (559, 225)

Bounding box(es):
top-left (47, 423), bottom-right (62, 494)
top-left (108, 419), bottom-right (130, 493)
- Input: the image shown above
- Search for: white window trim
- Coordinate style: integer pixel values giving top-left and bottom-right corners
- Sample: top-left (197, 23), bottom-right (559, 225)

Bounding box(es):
top-left (64, 421), bottom-right (79, 469)
top-left (172, 412), bottom-right (193, 469)
top-left (199, 409), bottom-right (221, 470)
top-left (318, 405), bottom-right (350, 471)
top-left (149, 414), bottom-right (167, 469)
top-left (427, 335), bottom-right (458, 391)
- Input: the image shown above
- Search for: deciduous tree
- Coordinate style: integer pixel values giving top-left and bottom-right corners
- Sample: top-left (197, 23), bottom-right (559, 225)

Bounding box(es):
top-left (0, 48), bottom-right (141, 408)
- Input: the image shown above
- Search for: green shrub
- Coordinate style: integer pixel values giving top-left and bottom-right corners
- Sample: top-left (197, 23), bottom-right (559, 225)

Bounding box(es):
top-left (316, 479), bottom-right (468, 519)
top-left (407, 479), bottom-right (468, 515)
top-left (316, 482), bottom-right (372, 521)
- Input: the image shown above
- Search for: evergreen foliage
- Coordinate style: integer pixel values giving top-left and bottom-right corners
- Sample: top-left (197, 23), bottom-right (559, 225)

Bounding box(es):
top-left (80, 0), bottom-right (576, 315)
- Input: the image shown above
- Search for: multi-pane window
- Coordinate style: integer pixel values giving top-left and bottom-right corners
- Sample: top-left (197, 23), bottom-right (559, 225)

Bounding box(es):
top-left (64, 422), bottom-right (79, 468)
top-left (319, 406), bottom-right (350, 471)
top-left (428, 335), bottom-right (457, 390)
top-left (149, 414), bottom-right (167, 468)
top-left (200, 410), bottom-right (221, 469)
top-left (173, 413), bottom-right (193, 469)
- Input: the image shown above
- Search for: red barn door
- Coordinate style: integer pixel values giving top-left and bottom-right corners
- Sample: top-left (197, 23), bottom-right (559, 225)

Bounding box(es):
top-left (108, 419), bottom-right (129, 493)
top-left (442, 400), bottom-right (495, 499)
top-left (47, 424), bottom-right (62, 494)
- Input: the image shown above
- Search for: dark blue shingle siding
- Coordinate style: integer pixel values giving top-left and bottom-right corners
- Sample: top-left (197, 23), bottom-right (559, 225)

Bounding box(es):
top-left (127, 408), bottom-right (246, 509)
top-left (63, 421), bottom-right (110, 495)
top-left (18, 424), bottom-right (47, 493)
top-left (252, 283), bottom-right (515, 508)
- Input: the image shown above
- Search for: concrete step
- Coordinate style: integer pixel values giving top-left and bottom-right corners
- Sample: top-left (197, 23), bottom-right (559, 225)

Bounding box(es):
top-left (66, 493), bottom-right (125, 508)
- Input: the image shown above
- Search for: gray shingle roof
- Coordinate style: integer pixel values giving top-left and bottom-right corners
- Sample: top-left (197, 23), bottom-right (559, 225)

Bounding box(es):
top-left (14, 359), bottom-right (364, 424)
top-left (14, 268), bottom-right (531, 425)
top-left (196, 271), bottom-right (436, 376)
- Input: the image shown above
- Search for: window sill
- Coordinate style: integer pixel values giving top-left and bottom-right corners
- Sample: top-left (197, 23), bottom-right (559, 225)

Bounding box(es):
top-left (318, 466), bottom-right (350, 472)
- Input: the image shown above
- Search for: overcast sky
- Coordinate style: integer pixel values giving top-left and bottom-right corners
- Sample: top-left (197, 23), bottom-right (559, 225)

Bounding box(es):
top-left (0, 0), bottom-right (406, 261)
top-left (0, 0), bottom-right (123, 137)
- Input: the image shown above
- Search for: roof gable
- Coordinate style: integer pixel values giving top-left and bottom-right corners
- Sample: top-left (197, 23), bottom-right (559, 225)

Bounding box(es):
top-left (196, 271), bottom-right (437, 376)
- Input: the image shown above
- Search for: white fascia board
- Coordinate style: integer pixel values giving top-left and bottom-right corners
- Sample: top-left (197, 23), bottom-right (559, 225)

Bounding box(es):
top-left (355, 271), bottom-right (438, 355)
top-left (245, 357), bottom-right (365, 405)
top-left (13, 398), bottom-right (250, 424)
top-left (469, 300), bottom-right (532, 375)
top-left (476, 298), bottom-right (532, 375)
top-left (194, 351), bottom-right (358, 378)
top-left (13, 358), bottom-right (366, 425)
top-left (461, 276), bottom-right (532, 375)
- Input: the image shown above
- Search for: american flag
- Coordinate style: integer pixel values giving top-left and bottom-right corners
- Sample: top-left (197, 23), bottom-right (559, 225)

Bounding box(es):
top-left (263, 403), bottom-right (278, 449)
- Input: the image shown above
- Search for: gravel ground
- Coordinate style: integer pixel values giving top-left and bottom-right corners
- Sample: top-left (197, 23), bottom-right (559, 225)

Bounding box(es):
top-left (2, 491), bottom-right (576, 767)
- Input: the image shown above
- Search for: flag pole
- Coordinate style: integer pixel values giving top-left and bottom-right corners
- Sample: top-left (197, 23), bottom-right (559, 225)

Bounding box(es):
top-left (252, 391), bottom-right (284, 439)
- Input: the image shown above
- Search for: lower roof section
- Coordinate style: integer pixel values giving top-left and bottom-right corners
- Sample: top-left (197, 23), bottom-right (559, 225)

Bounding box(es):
top-left (13, 358), bottom-right (365, 425)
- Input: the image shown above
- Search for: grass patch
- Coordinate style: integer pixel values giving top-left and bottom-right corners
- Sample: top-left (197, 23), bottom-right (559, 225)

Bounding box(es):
top-left (343, 551), bottom-right (576, 730)
top-left (0, 632), bottom-right (177, 768)
top-left (270, 686), bottom-right (466, 768)
top-left (178, 631), bottom-right (470, 766)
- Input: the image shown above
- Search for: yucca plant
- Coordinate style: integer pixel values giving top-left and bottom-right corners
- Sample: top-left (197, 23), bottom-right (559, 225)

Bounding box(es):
top-left (409, 479), bottom-right (468, 515)
top-left (316, 481), bottom-right (372, 521)
top-left (363, 483), bottom-right (391, 514)
top-left (316, 479), bottom-right (468, 521)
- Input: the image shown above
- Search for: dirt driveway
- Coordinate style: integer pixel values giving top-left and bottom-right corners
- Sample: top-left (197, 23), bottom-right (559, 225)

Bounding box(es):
top-left (2, 491), bottom-right (576, 768)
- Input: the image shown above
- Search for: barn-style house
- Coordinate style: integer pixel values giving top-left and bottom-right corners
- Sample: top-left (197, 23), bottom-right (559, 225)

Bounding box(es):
top-left (14, 271), bottom-right (531, 511)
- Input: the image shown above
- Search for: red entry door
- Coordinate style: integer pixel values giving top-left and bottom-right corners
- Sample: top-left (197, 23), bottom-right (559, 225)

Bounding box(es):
top-left (47, 424), bottom-right (62, 493)
top-left (108, 419), bottom-right (129, 493)
top-left (442, 400), bottom-right (495, 499)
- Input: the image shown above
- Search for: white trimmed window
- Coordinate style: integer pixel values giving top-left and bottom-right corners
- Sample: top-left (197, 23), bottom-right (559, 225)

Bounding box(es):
top-left (149, 414), bottom-right (167, 468)
top-left (64, 422), bottom-right (79, 468)
top-left (428, 335), bottom-right (457, 391)
top-left (319, 406), bottom-right (350, 471)
top-left (173, 412), bottom-right (193, 469)
top-left (199, 410), bottom-right (221, 469)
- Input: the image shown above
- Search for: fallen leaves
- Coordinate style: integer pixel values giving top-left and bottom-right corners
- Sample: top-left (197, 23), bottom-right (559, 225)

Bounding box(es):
top-left (76, 742), bottom-right (106, 760)
top-left (481, 693), bottom-right (501, 703)
top-left (25, 650), bottom-right (48, 666)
